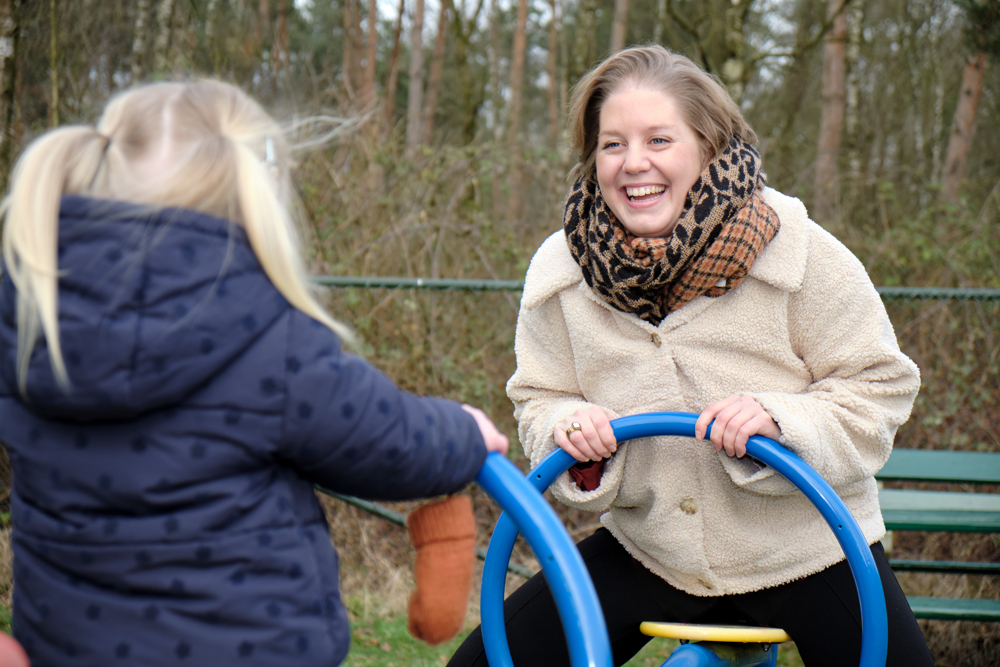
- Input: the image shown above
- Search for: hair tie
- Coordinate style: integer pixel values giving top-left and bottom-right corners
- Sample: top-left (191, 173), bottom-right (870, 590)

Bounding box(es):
top-left (263, 136), bottom-right (278, 175)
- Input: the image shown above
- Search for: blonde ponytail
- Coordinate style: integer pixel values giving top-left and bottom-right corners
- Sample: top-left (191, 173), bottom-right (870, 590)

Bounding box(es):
top-left (2, 80), bottom-right (357, 394)
top-left (232, 139), bottom-right (356, 345)
top-left (1, 126), bottom-right (111, 392)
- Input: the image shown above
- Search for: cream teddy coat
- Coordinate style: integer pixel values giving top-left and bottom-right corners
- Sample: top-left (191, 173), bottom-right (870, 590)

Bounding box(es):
top-left (506, 187), bottom-right (920, 597)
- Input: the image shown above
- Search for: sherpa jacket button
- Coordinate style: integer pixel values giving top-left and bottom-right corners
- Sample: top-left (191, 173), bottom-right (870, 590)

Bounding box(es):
top-left (698, 579), bottom-right (713, 590)
top-left (680, 497), bottom-right (698, 514)
top-left (650, 332), bottom-right (661, 348)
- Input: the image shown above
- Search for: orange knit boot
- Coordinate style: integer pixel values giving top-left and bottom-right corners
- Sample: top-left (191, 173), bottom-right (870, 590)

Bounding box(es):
top-left (406, 494), bottom-right (477, 645)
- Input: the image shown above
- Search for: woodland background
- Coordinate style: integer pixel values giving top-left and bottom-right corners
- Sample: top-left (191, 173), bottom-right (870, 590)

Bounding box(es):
top-left (0, 0), bottom-right (998, 665)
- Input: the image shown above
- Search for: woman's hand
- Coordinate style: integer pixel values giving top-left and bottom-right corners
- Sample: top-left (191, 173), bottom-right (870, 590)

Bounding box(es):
top-left (554, 406), bottom-right (618, 462)
top-left (695, 395), bottom-right (781, 458)
top-left (462, 405), bottom-right (510, 456)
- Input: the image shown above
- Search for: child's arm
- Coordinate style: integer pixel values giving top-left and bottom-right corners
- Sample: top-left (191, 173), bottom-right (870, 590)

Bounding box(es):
top-left (279, 311), bottom-right (491, 500)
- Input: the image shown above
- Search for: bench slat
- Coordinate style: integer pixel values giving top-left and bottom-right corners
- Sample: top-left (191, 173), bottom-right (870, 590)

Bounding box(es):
top-left (878, 449), bottom-right (1000, 484)
top-left (907, 596), bottom-right (1000, 621)
top-left (889, 559), bottom-right (1000, 574)
top-left (878, 489), bottom-right (1000, 532)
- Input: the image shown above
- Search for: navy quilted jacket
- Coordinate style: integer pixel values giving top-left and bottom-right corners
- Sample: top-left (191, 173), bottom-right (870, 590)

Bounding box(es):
top-left (0, 196), bottom-right (488, 666)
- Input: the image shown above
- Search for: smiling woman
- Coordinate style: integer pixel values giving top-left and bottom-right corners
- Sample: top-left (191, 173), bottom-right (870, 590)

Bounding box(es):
top-left (446, 45), bottom-right (934, 667)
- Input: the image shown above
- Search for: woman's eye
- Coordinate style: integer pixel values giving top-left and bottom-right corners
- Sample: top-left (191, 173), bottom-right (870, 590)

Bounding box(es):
top-left (603, 141), bottom-right (622, 150)
top-left (651, 137), bottom-right (669, 146)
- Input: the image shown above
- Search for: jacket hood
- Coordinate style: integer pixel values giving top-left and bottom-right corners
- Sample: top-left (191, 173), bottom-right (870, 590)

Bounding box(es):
top-left (0, 195), bottom-right (289, 421)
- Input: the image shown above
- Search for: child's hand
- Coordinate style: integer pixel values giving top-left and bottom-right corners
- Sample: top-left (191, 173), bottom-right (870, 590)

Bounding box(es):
top-left (555, 406), bottom-right (617, 462)
top-left (695, 395), bottom-right (781, 458)
top-left (461, 405), bottom-right (509, 456)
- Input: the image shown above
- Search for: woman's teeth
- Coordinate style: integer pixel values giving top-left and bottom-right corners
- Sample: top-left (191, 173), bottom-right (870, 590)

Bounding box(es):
top-left (626, 185), bottom-right (665, 200)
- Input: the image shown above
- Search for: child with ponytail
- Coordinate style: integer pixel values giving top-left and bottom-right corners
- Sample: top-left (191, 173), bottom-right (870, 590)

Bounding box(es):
top-left (0, 80), bottom-right (508, 666)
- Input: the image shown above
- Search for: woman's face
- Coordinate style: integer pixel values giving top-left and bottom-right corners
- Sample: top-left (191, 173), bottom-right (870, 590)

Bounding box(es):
top-left (595, 85), bottom-right (705, 239)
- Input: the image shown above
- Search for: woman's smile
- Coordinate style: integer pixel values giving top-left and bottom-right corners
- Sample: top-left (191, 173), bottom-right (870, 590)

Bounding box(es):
top-left (624, 184), bottom-right (666, 202)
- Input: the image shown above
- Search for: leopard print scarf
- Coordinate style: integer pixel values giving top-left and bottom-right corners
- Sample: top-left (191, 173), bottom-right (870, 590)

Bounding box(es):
top-left (563, 138), bottom-right (780, 325)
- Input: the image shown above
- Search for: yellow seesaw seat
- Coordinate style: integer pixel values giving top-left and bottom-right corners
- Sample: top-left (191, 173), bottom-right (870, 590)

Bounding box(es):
top-left (639, 622), bottom-right (791, 644)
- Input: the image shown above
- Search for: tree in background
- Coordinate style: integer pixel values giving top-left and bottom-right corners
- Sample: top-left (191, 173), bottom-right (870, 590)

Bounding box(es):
top-left (152, 0), bottom-right (175, 76)
top-left (610, 0), bottom-right (628, 52)
top-left (942, 0), bottom-right (1000, 202)
top-left (813, 0), bottom-right (849, 223)
top-left (422, 0), bottom-right (449, 144)
top-left (405, 0), bottom-right (424, 150)
top-left (0, 0), bottom-right (21, 187)
top-left (663, 0), bottom-right (849, 103)
top-left (507, 0), bottom-right (528, 222)
top-left (1, 0), bottom-right (999, 245)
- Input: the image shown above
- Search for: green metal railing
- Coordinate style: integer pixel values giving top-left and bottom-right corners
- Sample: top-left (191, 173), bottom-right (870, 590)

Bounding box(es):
top-left (315, 276), bottom-right (999, 579)
top-left (315, 276), bottom-right (1000, 300)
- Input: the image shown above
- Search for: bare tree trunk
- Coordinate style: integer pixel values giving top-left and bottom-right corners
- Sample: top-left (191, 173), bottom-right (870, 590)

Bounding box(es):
top-left (941, 52), bottom-right (987, 203)
top-left (0, 0), bottom-right (13, 134)
top-left (930, 9), bottom-right (945, 184)
top-left (508, 0), bottom-right (527, 148)
top-left (450, 0), bottom-right (487, 144)
top-left (343, 0), bottom-right (357, 101)
top-left (654, 0), bottom-right (665, 45)
top-left (152, 0), bottom-right (175, 75)
top-left (610, 0), bottom-right (628, 53)
top-left (273, 0), bottom-right (289, 78)
top-left (131, 0), bottom-right (149, 81)
top-left (488, 0), bottom-right (503, 208)
top-left (906, 18), bottom-right (925, 186)
top-left (404, 0), bottom-right (424, 149)
top-left (488, 0), bottom-right (502, 142)
top-left (573, 0), bottom-right (596, 79)
top-left (205, 0), bottom-right (220, 74)
top-left (49, 0), bottom-right (57, 126)
top-left (547, 0), bottom-right (559, 146)
top-left (363, 0), bottom-right (378, 107)
top-left (259, 0), bottom-right (270, 36)
top-left (844, 0), bottom-right (862, 179)
top-left (813, 0), bottom-right (848, 224)
top-left (0, 0), bottom-right (21, 185)
top-left (559, 0), bottom-right (568, 150)
top-left (507, 0), bottom-right (528, 223)
top-left (720, 0), bottom-right (753, 103)
top-left (421, 0), bottom-right (448, 145)
top-left (384, 0), bottom-right (406, 127)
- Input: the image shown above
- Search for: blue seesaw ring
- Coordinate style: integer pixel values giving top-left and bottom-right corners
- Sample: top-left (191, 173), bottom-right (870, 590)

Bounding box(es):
top-left (474, 412), bottom-right (889, 667)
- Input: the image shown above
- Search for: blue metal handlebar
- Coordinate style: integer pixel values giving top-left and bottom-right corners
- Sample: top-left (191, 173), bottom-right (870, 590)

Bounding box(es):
top-left (475, 412), bottom-right (889, 667)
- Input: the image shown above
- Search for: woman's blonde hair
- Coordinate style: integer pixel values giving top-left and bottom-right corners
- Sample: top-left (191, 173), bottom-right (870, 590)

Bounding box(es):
top-left (1, 79), bottom-right (354, 392)
top-left (568, 45), bottom-right (757, 181)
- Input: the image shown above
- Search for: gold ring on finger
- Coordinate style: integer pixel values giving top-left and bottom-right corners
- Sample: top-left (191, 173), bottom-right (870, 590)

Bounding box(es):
top-left (566, 422), bottom-right (582, 438)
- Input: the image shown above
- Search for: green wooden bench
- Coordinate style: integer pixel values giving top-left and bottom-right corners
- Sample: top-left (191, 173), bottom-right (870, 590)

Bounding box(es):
top-left (876, 448), bottom-right (1000, 622)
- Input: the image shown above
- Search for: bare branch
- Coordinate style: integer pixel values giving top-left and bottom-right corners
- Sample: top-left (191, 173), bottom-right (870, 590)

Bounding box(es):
top-left (748, 0), bottom-right (852, 69)
top-left (665, 0), bottom-right (698, 42)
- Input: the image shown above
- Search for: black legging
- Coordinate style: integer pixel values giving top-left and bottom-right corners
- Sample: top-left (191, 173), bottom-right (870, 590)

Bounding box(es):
top-left (448, 528), bottom-right (934, 667)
